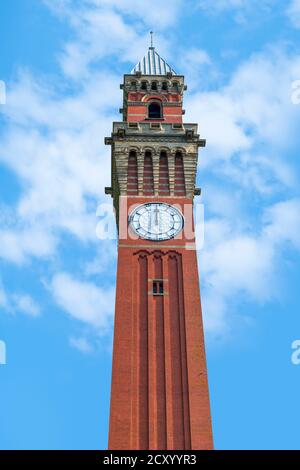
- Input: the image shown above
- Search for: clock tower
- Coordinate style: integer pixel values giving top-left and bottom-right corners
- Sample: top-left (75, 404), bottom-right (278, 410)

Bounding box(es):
top-left (105, 45), bottom-right (213, 450)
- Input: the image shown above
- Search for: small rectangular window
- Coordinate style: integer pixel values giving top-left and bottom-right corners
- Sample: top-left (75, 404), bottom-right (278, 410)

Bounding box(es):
top-left (150, 122), bottom-right (161, 130)
top-left (153, 280), bottom-right (164, 296)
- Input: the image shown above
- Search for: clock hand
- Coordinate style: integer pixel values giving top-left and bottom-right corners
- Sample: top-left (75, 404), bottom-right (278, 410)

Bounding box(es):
top-left (148, 209), bottom-right (152, 232)
top-left (154, 207), bottom-right (159, 225)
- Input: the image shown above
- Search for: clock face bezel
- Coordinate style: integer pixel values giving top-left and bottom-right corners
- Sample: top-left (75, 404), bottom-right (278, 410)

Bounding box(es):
top-left (128, 202), bottom-right (184, 242)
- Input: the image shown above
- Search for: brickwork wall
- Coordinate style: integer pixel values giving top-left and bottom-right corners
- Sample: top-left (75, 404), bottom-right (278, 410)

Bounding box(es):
top-left (108, 196), bottom-right (213, 450)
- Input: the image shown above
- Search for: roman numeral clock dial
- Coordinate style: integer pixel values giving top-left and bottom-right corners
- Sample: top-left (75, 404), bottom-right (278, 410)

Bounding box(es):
top-left (129, 202), bottom-right (184, 241)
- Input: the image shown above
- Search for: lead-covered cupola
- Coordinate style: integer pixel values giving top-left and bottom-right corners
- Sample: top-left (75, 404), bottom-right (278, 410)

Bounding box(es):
top-left (120, 45), bottom-right (186, 123)
top-left (131, 46), bottom-right (177, 76)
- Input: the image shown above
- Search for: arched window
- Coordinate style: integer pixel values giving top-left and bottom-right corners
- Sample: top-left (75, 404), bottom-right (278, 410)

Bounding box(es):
top-left (172, 81), bottom-right (179, 91)
top-left (151, 81), bottom-right (157, 91)
top-left (174, 152), bottom-right (186, 196)
top-left (159, 151), bottom-right (170, 196)
top-left (141, 81), bottom-right (147, 90)
top-left (148, 101), bottom-right (162, 119)
top-left (143, 151), bottom-right (154, 195)
top-left (127, 150), bottom-right (138, 195)
top-left (162, 81), bottom-right (168, 91)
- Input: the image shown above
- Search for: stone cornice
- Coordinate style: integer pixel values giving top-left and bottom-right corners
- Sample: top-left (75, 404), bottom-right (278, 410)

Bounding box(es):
top-left (126, 101), bottom-right (182, 107)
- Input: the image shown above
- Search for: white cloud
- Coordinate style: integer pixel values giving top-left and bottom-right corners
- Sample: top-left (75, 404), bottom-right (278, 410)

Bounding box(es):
top-left (0, 227), bottom-right (57, 265)
top-left (196, 0), bottom-right (284, 25)
top-left (187, 45), bottom-right (300, 335)
top-left (0, 285), bottom-right (8, 309)
top-left (197, 0), bottom-right (276, 21)
top-left (0, 285), bottom-right (41, 317)
top-left (263, 198), bottom-right (300, 251)
top-left (43, 0), bottom-right (180, 80)
top-left (287, 0), bottom-right (300, 28)
top-left (198, 0), bottom-right (247, 11)
top-left (198, 0), bottom-right (269, 9)
top-left (186, 46), bottom-right (300, 192)
top-left (50, 272), bottom-right (115, 331)
top-left (69, 336), bottom-right (92, 353)
top-left (201, 198), bottom-right (300, 334)
top-left (84, 241), bottom-right (117, 276)
top-left (99, 0), bottom-right (182, 27)
top-left (0, 69), bottom-right (118, 264)
top-left (0, 0), bottom-right (181, 267)
top-left (178, 48), bottom-right (218, 91)
top-left (44, 0), bottom-right (181, 28)
top-left (12, 294), bottom-right (41, 317)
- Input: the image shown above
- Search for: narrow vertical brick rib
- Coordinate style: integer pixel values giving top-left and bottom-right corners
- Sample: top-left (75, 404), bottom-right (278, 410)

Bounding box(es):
top-left (159, 151), bottom-right (170, 196)
top-left (177, 254), bottom-right (191, 448)
top-left (148, 253), bottom-right (156, 449)
top-left (162, 254), bottom-right (174, 450)
top-left (143, 151), bottom-right (154, 196)
top-left (138, 254), bottom-right (149, 448)
top-left (127, 151), bottom-right (138, 195)
top-left (174, 152), bottom-right (186, 196)
top-left (168, 253), bottom-right (185, 449)
top-left (131, 253), bottom-right (139, 449)
top-left (153, 253), bottom-right (167, 449)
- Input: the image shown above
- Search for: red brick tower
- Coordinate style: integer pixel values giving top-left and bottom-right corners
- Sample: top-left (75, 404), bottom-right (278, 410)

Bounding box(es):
top-left (105, 45), bottom-right (213, 450)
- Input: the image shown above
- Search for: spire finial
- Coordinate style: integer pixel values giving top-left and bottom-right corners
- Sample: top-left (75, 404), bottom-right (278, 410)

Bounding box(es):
top-left (150, 31), bottom-right (154, 49)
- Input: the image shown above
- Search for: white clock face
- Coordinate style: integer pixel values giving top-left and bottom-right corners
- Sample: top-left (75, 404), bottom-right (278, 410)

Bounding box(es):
top-left (129, 203), bottom-right (184, 241)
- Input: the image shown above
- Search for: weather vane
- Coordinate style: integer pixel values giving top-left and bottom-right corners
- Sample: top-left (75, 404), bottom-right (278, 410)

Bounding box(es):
top-left (150, 31), bottom-right (154, 48)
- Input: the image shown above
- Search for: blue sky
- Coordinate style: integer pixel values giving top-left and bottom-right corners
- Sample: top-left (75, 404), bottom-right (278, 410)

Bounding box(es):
top-left (0, 0), bottom-right (300, 450)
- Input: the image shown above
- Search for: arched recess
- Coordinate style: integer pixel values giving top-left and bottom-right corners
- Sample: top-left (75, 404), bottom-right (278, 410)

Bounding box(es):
top-left (142, 94), bottom-right (168, 103)
top-left (143, 151), bottom-right (154, 196)
top-left (127, 150), bottom-right (138, 195)
top-left (174, 151), bottom-right (186, 196)
top-left (159, 151), bottom-right (170, 196)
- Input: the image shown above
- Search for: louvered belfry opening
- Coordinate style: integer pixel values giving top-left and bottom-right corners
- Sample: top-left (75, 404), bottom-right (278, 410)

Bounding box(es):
top-left (143, 151), bottom-right (154, 195)
top-left (174, 152), bottom-right (186, 196)
top-left (159, 151), bottom-right (170, 196)
top-left (127, 150), bottom-right (138, 195)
